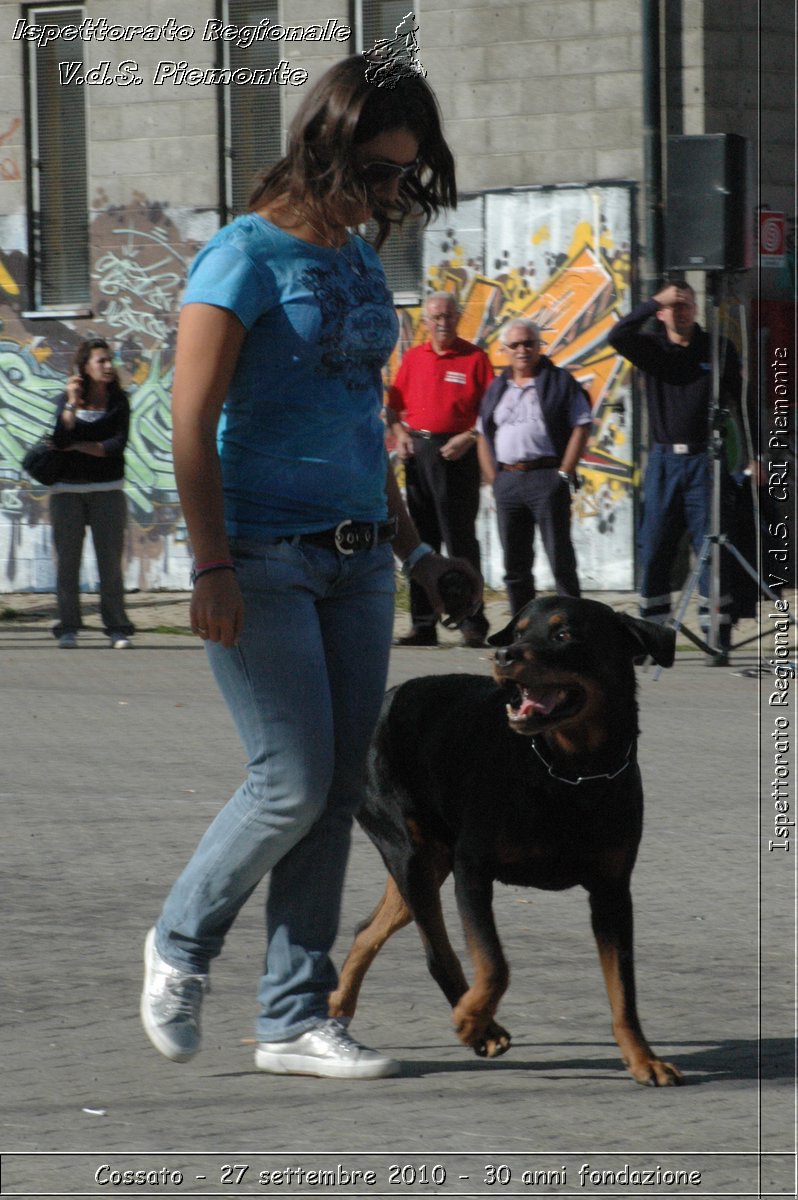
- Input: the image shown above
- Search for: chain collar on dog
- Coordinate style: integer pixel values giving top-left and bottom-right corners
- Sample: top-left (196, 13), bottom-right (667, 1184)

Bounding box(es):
top-left (530, 738), bottom-right (634, 786)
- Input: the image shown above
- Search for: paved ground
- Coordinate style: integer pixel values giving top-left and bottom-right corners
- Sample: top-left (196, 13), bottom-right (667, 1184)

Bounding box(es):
top-left (1, 590), bottom-right (794, 1198)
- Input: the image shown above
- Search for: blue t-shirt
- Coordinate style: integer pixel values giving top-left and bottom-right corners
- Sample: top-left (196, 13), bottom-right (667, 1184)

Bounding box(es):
top-left (182, 213), bottom-right (399, 537)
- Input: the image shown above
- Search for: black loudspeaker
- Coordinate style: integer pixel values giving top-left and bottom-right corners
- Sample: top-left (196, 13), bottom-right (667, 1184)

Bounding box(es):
top-left (665, 134), bottom-right (751, 271)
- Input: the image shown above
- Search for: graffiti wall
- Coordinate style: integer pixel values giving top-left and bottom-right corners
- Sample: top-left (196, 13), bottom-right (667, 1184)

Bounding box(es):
top-left (0, 183), bottom-right (636, 594)
top-left (0, 195), bottom-right (217, 592)
top-left (416, 185), bottom-right (637, 590)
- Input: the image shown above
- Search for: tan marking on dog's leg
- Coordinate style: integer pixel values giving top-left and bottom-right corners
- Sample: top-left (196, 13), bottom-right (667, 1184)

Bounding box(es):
top-left (329, 877), bottom-right (411, 1019)
top-left (452, 926), bottom-right (511, 1058)
top-left (595, 926), bottom-right (681, 1089)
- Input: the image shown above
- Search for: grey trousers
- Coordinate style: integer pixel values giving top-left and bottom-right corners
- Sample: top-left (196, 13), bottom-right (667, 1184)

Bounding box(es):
top-left (50, 489), bottom-right (133, 636)
top-left (493, 467), bottom-right (581, 615)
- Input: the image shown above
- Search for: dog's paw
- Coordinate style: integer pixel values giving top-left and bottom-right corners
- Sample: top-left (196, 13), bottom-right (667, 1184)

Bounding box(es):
top-left (629, 1057), bottom-right (684, 1087)
top-left (474, 1021), bottom-right (512, 1059)
top-left (453, 1001), bottom-right (510, 1058)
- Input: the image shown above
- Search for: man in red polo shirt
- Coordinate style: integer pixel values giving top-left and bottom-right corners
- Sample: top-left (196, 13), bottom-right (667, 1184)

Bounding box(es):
top-left (385, 293), bottom-right (493, 646)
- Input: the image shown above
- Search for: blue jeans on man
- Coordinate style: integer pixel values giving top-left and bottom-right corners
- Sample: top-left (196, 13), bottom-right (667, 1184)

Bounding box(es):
top-left (639, 447), bottom-right (732, 643)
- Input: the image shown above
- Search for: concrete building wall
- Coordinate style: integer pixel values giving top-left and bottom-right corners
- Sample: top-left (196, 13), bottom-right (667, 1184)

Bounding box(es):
top-left (421, 0), bottom-right (646, 191)
top-left (0, 0), bottom-right (793, 593)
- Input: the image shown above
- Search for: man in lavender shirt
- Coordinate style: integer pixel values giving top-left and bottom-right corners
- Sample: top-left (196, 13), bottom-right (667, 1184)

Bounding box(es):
top-left (477, 319), bottom-right (592, 614)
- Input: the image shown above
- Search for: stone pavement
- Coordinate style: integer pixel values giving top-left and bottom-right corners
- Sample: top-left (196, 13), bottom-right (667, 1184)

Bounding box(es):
top-left (1, 590), bottom-right (794, 1198)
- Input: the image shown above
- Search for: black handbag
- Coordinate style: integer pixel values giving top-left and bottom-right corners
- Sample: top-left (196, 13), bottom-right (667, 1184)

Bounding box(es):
top-left (22, 441), bottom-right (65, 486)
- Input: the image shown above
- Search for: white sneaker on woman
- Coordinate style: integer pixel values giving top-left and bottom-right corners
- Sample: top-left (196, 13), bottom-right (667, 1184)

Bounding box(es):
top-left (140, 928), bottom-right (208, 1062)
top-left (255, 1019), bottom-right (400, 1079)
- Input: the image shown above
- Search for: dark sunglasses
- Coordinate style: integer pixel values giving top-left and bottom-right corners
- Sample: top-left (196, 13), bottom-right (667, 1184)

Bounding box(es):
top-left (506, 339), bottom-right (538, 350)
top-left (359, 158), bottom-right (420, 185)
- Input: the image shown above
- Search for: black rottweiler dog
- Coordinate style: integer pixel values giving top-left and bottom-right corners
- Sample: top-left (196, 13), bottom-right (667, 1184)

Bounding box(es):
top-left (330, 596), bottom-right (683, 1086)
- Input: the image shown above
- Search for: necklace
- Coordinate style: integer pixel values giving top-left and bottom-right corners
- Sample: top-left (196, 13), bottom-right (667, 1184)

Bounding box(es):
top-left (290, 206), bottom-right (365, 278)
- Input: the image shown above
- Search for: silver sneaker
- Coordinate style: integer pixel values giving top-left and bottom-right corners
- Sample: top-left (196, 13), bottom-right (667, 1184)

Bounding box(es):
top-left (140, 928), bottom-right (208, 1062)
top-left (58, 632), bottom-right (77, 649)
top-left (255, 1019), bottom-right (400, 1079)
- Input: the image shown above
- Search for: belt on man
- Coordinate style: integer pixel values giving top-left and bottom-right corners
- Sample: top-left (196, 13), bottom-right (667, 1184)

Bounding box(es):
top-left (653, 442), bottom-right (708, 455)
top-left (409, 428), bottom-right (460, 440)
top-left (499, 457), bottom-right (560, 472)
top-left (297, 518), bottom-right (398, 556)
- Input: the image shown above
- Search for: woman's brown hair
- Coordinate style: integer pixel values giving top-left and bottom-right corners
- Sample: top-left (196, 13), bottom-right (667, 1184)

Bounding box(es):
top-left (248, 54), bottom-right (456, 248)
top-left (73, 338), bottom-right (127, 405)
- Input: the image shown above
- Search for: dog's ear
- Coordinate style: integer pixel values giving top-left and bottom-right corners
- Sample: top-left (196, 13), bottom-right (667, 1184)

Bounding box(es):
top-left (616, 612), bottom-right (676, 667)
top-left (487, 617), bottom-right (517, 647)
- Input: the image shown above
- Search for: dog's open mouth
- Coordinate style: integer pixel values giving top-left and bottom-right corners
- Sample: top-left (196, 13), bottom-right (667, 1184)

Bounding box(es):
top-left (505, 683), bottom-right (585, 732)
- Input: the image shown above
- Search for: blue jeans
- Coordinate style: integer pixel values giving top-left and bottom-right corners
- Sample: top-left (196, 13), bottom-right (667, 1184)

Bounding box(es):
top-left (155, 536), bottom-right (395, 1041)
top-left (639, 449), bottom-right (732, 638)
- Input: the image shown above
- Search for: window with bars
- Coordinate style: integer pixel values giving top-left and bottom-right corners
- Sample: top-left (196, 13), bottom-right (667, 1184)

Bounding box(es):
top-left (25, 5), bottom-right (90, 310)
top-left (356, 0), bottom-right (424, 301)
top-left (220, 0), bottom-right (282, 217)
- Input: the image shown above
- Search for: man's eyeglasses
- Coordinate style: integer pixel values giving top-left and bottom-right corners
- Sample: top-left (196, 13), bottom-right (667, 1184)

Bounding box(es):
top-left (359, 158), bottom-right (420, 185)
top-left (506, 339), bottom-right (538, 350)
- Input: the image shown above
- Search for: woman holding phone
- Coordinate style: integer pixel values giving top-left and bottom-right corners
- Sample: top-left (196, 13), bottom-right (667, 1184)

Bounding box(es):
top-left (49, 337), bottom-right (134, 649)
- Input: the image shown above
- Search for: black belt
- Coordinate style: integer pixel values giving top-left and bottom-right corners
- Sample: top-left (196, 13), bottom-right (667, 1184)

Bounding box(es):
top-left (653, 442), bottom-right (708, 455)
top-left (499, 457), bottom-right (559, 472)
top-left (409, 428), bottom-right (459, 440)
top-left (296, 518), bottom-right (397, 556)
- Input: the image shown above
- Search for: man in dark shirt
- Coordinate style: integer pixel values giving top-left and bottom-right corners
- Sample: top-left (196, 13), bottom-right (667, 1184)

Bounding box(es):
top-left (608, 282), bottom-right (741, 662)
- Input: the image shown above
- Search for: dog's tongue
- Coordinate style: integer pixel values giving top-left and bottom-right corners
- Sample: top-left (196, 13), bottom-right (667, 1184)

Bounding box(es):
top-left (518, 688), bottom-right (563, 717)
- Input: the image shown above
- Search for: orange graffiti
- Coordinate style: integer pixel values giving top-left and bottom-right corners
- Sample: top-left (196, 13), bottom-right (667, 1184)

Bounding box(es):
top-left (567, 341), bottom-right (626, 413)
top-left (0, 117), bottom-right (21, 146)
top-left (0, 117), bottom-right (22, 180)
top-left (515, 244), bottom-right (614, 358)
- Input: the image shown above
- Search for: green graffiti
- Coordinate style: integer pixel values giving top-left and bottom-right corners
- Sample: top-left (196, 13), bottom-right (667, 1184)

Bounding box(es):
top-left (0, 342), bottom-right (65, 470)
top-left (125, 352), bottom-right (178, 525)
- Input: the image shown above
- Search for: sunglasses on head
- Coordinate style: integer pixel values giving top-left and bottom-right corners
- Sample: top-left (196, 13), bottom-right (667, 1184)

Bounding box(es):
top-left (506, 339), bottom-right (538, 350)
top-left (359, 158), bottom-right (420, 185)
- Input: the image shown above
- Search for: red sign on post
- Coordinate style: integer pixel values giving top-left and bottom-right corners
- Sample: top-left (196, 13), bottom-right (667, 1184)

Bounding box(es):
top-left (758, 211), bottom-right (786, 266)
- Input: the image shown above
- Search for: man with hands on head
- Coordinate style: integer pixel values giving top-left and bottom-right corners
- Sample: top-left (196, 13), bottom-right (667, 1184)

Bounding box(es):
top-left (607, 281), bottom-right (746, 664)
top-left (384, 292), bottom-right (493, 647)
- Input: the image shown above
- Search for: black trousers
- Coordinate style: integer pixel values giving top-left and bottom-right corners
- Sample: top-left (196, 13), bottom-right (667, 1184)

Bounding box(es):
top-left (493, 467), bottom-right (581, 616)
top-left (404, 434), bottom-right (487, 634)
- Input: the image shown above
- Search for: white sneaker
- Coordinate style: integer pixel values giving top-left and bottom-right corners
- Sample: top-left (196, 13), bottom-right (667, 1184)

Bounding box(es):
top-left (140, 928), bottom-right (208, 1062)
top-left (255, 1019), bottom-right (400, 1079)
top-left (58, 632), bottom-right (77, 649)
top-left (110, 636), bottom-right (131, 649)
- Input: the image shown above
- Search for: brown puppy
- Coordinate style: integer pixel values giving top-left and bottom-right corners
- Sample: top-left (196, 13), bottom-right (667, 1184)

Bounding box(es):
top-left (330, 596), bottom-right (683, 1086)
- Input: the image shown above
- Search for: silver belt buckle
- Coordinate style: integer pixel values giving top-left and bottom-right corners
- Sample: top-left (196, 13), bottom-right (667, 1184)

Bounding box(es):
top-left (334, 520), bottom-right (357, 555)
top-left (673, 443), bottom-right (689, 454)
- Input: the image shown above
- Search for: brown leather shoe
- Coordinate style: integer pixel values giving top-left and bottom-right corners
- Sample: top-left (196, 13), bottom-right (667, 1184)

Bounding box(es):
top-left (461, 631), bottom-right (486, 648)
